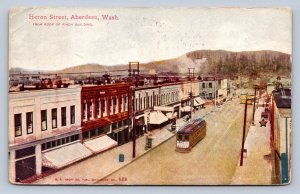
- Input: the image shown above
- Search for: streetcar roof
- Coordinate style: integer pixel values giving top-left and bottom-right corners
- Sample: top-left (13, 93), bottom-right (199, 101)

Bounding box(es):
top-left (177, 118), bottom-right (206, 134)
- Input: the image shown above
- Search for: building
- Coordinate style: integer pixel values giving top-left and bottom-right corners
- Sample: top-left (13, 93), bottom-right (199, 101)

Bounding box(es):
top-left (271, 88), bottom-right (292, 184)
top-left (81, 83), bottom-right (131, 146)
top-left (9, 86), bottom-right (86, 183)
top-left (134, 85), bottom-right (160, 136)
top-left (199, 77), bottom-right (221, 100)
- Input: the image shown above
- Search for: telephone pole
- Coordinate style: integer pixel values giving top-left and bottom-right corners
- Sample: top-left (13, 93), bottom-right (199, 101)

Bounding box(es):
top-left (252, 86), bottom-right (258, 125)
top-left (240, 97), bottom-right (249, 166)
top-left (131, 86), bottom-right (136, 158)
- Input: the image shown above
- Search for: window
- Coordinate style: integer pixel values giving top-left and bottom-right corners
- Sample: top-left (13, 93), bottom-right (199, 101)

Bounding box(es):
top-left (96, 99), bottom-right (100, 116)
top-left (41, 110), bottom-right (47, 131)
top-left (83, 131), bottom-right (89, 140)
top-left (111, 97), bottom-right (117, 114)
top-left (82, 101), bottom-right (87, 120)
top-left (202, 83), bottom-right (205, 88)
top-left (184, 135), bottom-right (189, 141)
top-left (120, 96), bottom-right (123, 112)
top-left (26, 112), bottom-right (33, 134)
top-left (101, 99), bottom-right (106, 115)
top-left (178, 134), bottom-right (182, 140)
top-left (14, 114), bottom-right (22, 137)
top-left (97, 127), bottom-right (104, 135)
top-left (71, 134), bottom-right (79, 142)
top-left (51, 108), bottom-right (57, 129)
top-left (61, 107), bottom-right (66, 126)
top-left (209, 82), bottom-right (213, 88)
top-left (90, 129), bottom-right (96, 138)
top-left (70, 105), bottom-right (75, 124)
top-left (89, 100), bottom-right (93, 119)
top-left (16, 147), bottom-right (35, 159)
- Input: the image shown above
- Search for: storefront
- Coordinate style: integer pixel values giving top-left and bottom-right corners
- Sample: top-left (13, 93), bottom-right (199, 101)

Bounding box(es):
top-left (14, 146), bottom-right (37, 182)
top-left (135, 114), bottom-right (145, 137)
top-left (111, 119), bottom-right (130, 145)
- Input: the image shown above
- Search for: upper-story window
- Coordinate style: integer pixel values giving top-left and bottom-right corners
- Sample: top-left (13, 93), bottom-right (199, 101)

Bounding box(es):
top-left (14, 113), bottom-right (22, 137)
top-left (70, 105), bottom-right (75, 124)
top-left (89, 100), bottom-right (93, 119)
top-left (52, 108), bottom-right (57, 129)
top-left (41, 110), bottom-right (47, 131)
top-left (61, 107), bottom-right (67, 126)
top-left (26, 112), bottom-right (33, 134)
top-left (125, 96), bottom-right (128, 111)
top-left (96, 99), bottom-right (100, 117)
top-left (82, 101), bottom-right (87, 121)
top-left (209, 82), bottom-right (213, 88)
top-left (202, 83), bottom-right (205, 89)
top-left (113, 96), bottom-right (117, 114)
top-left (120, 96), bottom-right (123, 112)
top-left (101, 99), bottom-right (106, 116)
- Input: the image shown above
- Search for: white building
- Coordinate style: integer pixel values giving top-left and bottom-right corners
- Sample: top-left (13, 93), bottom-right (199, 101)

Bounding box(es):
top-left (199, 77), bottom-right (221, 100)
top-left (272, 88), bottom-right (292, 184)
top-left (160, 83), bottom-right (180, 106)
top-left (8, 86), bottom-right (89, 183)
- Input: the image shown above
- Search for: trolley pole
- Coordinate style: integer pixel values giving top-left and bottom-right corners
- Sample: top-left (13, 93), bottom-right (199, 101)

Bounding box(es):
top-left (252, 86), bottom-right (257, 126)
top-left (240, 98), bottom-right (249, 166)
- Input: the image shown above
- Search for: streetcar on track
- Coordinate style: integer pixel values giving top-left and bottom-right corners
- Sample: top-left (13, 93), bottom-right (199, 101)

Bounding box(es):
top-left (176, 118), bottom-right (206, 153)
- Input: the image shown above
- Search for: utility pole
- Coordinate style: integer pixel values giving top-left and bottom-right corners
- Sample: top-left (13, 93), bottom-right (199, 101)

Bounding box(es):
top-left (252, 86), bottom-right (258, 125)
top-left (131, 86), bottom-right (136, 158)
top-left (240, 97), bottom-right (249, 166)
top-left (214, 70), bottom-right (217, 110)
top-left (188, 68), bottom-right (195, 118)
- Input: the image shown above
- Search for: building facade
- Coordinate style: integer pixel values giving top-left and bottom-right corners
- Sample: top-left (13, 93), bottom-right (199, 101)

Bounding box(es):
top-left (9, 86), bottom-right (83, 183)
top-left (81, 83), bottom-right (131, 146)
top-left (134, 85), bottom-right (160, 136)
top-left (271, 88), bottom-right (292, 184)
top-left (199, 77), bottom-right (221, 100)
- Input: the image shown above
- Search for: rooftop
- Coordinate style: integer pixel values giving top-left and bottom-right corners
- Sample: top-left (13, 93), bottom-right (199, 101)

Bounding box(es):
top-left (272, 88), bottom-right (291, 109)
top-left (177, 118), bottom-right (206, 134)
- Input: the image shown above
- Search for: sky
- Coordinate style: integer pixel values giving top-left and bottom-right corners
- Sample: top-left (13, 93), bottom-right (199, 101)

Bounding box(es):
top-left (9, 7), bottom-right (292, 71)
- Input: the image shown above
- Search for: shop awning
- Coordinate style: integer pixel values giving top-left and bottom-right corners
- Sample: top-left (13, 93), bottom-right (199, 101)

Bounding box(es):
top-left (83, 135), bottom-right (118, 154)
top-left (166, 112), bottom-right (178, 119)
top-left (42, 142), bottom-right (93, 169)
top-left (149, 111), bottom-right (168, 125)
top-left (194, 97), bottom-right (205, 106)
top-left (181, 106), bottom-right (193, 112)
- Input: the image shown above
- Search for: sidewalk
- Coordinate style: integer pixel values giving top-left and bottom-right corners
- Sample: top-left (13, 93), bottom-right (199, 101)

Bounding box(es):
top-left (34, 106), bottom-right (211, 184)
top-left (231, 99), bottom-right (273, 185)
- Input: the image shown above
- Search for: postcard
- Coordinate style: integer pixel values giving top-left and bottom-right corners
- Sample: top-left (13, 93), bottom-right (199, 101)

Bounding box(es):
top-left (8, 7), bottom-right (292, 185)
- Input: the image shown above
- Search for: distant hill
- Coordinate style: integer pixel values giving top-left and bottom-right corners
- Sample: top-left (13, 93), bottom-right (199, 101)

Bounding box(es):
top-left (185, 50), bottom-right (291, 76)
top-left (59, 64), bottom-right (110, 73)
top-left (10, 50), bottom-right (291, 77)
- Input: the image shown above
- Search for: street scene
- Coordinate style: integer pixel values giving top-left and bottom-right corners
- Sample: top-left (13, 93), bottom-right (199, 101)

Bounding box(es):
top-left (8, 7), bottom-right (291, 185)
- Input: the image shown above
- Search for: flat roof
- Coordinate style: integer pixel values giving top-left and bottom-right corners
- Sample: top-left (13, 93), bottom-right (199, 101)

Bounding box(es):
top-left (272, 89), bottom-right (291, 109)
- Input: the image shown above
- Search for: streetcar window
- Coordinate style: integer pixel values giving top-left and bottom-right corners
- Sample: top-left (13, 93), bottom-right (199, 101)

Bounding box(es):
top-left (184, 135), bottom-right (189, 141)
top-left (178, 134), bottom-right (182, 140)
